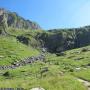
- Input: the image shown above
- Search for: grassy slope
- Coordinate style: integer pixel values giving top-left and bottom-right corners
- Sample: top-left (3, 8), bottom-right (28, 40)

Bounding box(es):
top-left (0, 63), bottom-right (87, 90)
top-left (46, 46), bottom-right (90, 81)
top-left (0, 75), bottom-right (86, 90)
top-left (0, 29), bottom-right (90, 90)
top-left (0, 47), bottom-right (90, 89)
top-left (0, 36), bottom-right (39, 65)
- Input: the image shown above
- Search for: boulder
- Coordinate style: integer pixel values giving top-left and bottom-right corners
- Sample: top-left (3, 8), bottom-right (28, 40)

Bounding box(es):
top-left (30, 87), bottom-right (45, 90)
top-left (75, 67), bottom-right (81, 71)
top-left (81, 48), bottom-right (88, 52)
top-left (0, 55), bottom-right (4, 58)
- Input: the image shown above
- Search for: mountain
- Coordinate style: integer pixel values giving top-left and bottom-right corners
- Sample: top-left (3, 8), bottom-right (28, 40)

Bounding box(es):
top-left (35, 26), bottom-right (90, 53)
top-left (7, 25), bottom-right (90, 53)
top-left (0, 8), bottom-right (90, 90)
top-left (0, 8), bottom-right (41, 33)
top-left (1, 8), bottom-right (90, 53)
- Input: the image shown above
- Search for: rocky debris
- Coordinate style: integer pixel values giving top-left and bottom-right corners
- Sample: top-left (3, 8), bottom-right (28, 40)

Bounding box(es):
top-left (30, 87), bottom-right (45, 90)
top-left (0, 53), bottom-right (45, 70)
top-left (42, 48), bottom-right (47, 53)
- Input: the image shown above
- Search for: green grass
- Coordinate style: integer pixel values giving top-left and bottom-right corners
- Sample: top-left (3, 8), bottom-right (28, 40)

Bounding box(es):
top-left (7, 27), bottom-right (44, 37)
top-left (0, 29), bottom-right (90, 90)
top-left (0, 75), bottom-right (86, 90)
top-left (0, 36), bottom-right (39, 65)
top-left (0, 61), bottom-right (87, 90)
top-left (0, 64), bottom-right (87, 90)
top-left (73, 69), bottom-right (90, 81)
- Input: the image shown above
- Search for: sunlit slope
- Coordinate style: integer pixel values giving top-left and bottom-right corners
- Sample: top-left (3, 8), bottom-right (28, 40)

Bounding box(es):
top-left (0, 43), bottom-right (90, 90)
top-left (0, 28), bottom-right (90, 90)
top-left (0, 36), bottom-right (39, 65)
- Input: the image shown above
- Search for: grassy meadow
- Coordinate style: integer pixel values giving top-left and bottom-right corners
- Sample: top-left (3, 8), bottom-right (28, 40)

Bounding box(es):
top-left (0, 29), bottom-right (90, 90)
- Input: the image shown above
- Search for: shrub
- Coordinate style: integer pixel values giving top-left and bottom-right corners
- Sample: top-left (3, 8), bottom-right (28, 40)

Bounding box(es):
top-left (3, 71), bottom-right (10, 77)
top-left (69, 69), bottom-right (74, 72)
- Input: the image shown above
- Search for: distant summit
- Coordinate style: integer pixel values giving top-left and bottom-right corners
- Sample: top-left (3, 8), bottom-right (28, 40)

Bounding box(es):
top-left (0, 8), bottom-right (41, 30)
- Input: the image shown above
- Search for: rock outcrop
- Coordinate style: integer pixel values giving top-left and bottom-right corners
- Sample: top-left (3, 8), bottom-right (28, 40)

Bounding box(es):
top-left (0, 8), bottom-right (7, 35)
top-left (0, 53), bottom-right (45, 70)
top-left (36, 27), bottom-right (90, 53)
top-left (0, 8), bottom-right (41, 31)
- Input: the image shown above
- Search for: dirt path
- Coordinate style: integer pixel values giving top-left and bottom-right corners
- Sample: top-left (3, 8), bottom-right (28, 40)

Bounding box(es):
top-left (77, 78), bottom-right (90, 90)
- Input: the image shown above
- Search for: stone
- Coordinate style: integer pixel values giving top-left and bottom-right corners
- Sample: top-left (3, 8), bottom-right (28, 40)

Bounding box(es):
top-left (0, 55), bottom-right (4, 58)
top-left (0, 54), bottom-right (45, 70)
top-left (75, 68), bottom-right (81, 71)
top-left (30, 87), bottom-right (45, 90)
top-left (74, 57), bottom-right (84, 61)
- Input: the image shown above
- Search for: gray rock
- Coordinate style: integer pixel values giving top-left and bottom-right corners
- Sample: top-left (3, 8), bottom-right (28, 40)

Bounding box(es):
top-left (30, 87), bottom-right (45, 90)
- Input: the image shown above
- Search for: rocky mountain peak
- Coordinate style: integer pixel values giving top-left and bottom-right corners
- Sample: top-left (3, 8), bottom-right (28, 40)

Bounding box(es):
top-left (0, 8), bottom-right (41, 30)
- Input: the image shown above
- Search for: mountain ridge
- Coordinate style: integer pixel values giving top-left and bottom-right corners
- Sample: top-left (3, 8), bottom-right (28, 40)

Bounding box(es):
top-left (0, 8), bottom-right (41, 31)
top-left (1, 8), bottom-right (90, 53)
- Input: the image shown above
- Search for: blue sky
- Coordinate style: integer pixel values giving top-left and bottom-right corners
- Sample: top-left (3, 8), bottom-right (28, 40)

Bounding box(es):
top-left (0, 0), bottom-right (90, 30)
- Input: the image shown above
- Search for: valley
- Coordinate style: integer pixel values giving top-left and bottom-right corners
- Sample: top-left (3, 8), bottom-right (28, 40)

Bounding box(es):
top-left (0, 8), bottom-right (90, 90)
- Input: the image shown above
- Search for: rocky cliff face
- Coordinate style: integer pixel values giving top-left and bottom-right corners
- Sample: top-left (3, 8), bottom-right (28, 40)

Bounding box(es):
top-left (0, 8), bottom-right (41, 31)
top-left (0, 8), bottom-right (7, 35)
top-left (36, 26), bottom-right (90, 53)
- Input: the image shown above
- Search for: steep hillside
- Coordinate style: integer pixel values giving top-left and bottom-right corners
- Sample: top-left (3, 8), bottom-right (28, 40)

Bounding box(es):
top-left (35, 26), bottom-right (90, 53)
top-left (0, 36), bottom-right (40, 65)
top-left (1, 28), bottom-right (89, 89)
top-left (0, 8), bottom-right (41, 33)
top-left (0, 42), bottom-right (90, 90)
top-left (1, 8), bottom-right (90, 90)
top-left (1, 8), bottom-right (90, 54)
top-left (5, 26), bottom-right (90, 54)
